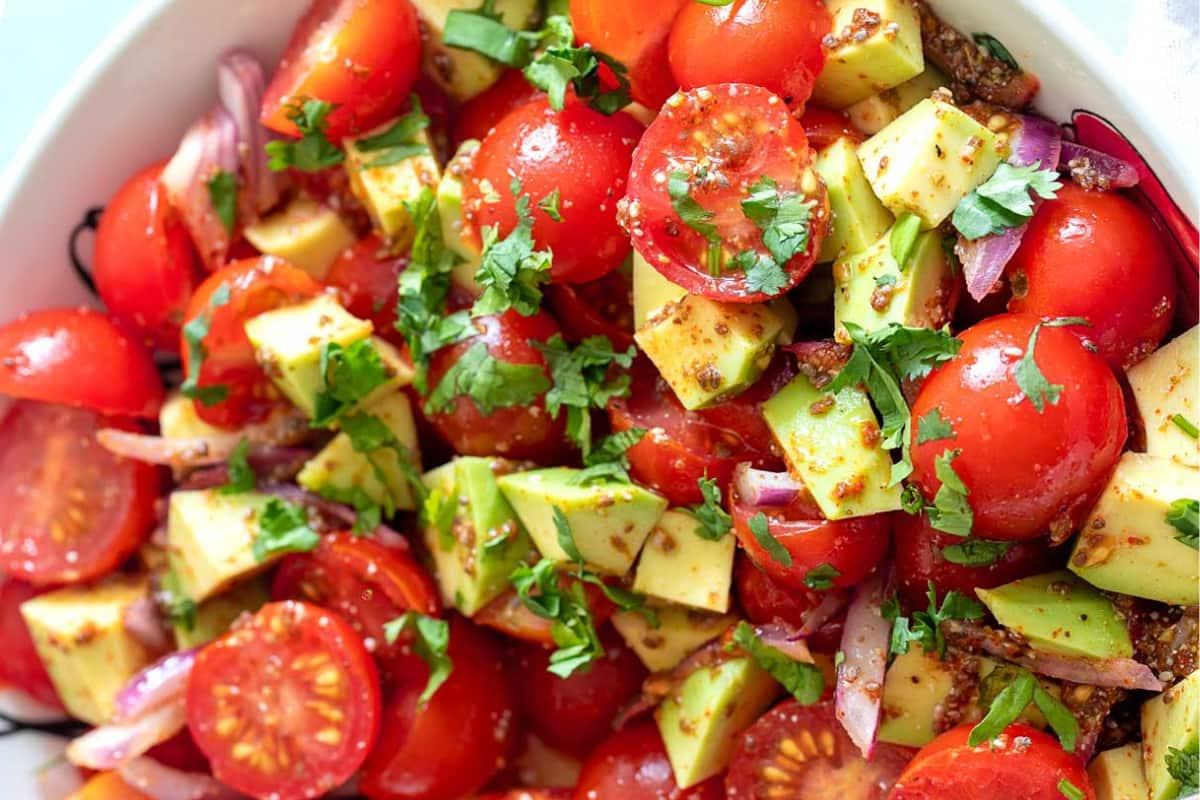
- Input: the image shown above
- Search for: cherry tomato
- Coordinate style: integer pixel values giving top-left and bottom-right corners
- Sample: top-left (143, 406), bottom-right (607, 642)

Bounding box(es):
top-left (509, 626), bottom-right (647, 758)
top-left (0, 580), bottom-right (63, 708)
top-left (908, 313), bottom-right (1126, 541)
top-left (573, 722), bottom-right (725, 800)
top-left (423, 309), bottom-right (567, 462)
top-left (187, 601), bottom-right (381, 800)
top-left (570, 0), bottom-right (688, 109)
top-left (545, 269), bottom-right (635, 351)
top-left (734, 555), bottom-right (843, 653)
top-left (480, 792), bottom-right (570, 800)
top-left (0, 403), bottom-right (157, 586)
top-left (464, 98), bottom-right (642, 284)
top-left (146, 729), bottom-right (210, 774)
top-left (1007, 182), bottom-right (1177, 368)
top-left (325, 233), bottom-right (408, 344)
top-left (726, 699), bottom-right (911, 798)
top-left (180, 257), bottom-right (322, 429)
top-left (668, 0), bottom-right (831, 107)
top-left (360, 616), bottom-right (518, 800)
top-left (261, 0), bottom-right (421, 141)
top-left (800, 106), bottom-right (864, 150)
top-left (93, 163), bottom-right (201, 352)
top-left (622, 84), bottom-right (828, 302)
top-left (0, 308), bottom-right (163, 418)
top-left (453, 71), bottom-right (543, 145)
top-left (476, 579), bottom-right (617, 647)
top-left (889, 723), bottom-right (1095, 800)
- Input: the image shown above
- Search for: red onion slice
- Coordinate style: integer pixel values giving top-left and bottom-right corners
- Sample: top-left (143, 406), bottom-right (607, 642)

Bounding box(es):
top-left (259, 483), bottom-right (411, 550)
top-left (1059, 140), bottom-right (1140, 190)
top-left (835, 572), bottom-right (889, 759)
top-left (114, 649), bottom-right (197, 722)
top-left (732, 463), bottom-right (805, 508)
top-left (756, 622), bottom-right (816, 663)
top-left (217, 51), bottom-right (279, 219)
top-left (161, 107), bottom-right (239, 269)
top-left (798, 589), bottom-right (851, 638)
top-left (118, 758), bottom-right (243, 800)
top-left (1010, 649), bottom-right (1163, 692)
top-left (123, 595), bottom-right (173, 654)
top-left (66, 704), bottom-right (187, 771)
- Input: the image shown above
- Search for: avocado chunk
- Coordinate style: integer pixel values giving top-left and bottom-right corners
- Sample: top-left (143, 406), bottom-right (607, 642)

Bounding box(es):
top-left (811, 0), bottom-right (925, 109)
top-left (297, 391), bottom-right (424, 513)
top-left (344, 122), bottom-right (441, 246)
top-left (845, 66), bottom-right (950, 135)
top-left (1089, 744), bottom-right (1152, 800)
top-left (167, 573), bottom-right (269, 649)
top-left (422, 457), bottom-right (535, 615)
top-left (833, 223), bottom-right (956, 335)
top-left (656, 658), bottom-right (781, 788)
top-left (159, 391), bottom-right (227, 440)
top-left (610, 605), bottom-right (734, 673)
top-left (858, 98), bottom-right (1006, 228)
top-left (410, 0), bottom-right (538, 102)
top-left (437, 139), bottom-right (485, 293)
top-left (1142, 669), bottom-right (1200, 800)
top-left (877, 647), bottom-right (956, 747)
top-left (815, 137), bottom-right (895, 263)
top-left (631, 510), bottom-right (735, 613)
top-left (1069, 452), bottom-right (1199, 605)
top-left (976, 571), bottom-right (1133, 660)
top-left (497, 468), bottom-right (668, 575)
top-left (20, 576), bottom-right (155, 724)
top-left (166, 490), bottom-right (278, 603)
top-left (632, 251), bottom-right (688, 329)
top-left (1128, 325), bottom-right (1198, 469)
top-left (763, 374), bottom-right (903, 519)
top-left (636, 295), bottom-right (790, 411)
top-left (242, 196), bottom-right (357, 281)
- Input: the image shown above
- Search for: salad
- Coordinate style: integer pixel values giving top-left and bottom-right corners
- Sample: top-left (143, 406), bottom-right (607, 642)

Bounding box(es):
top-left (0, 0), bottom-right (1196, 799)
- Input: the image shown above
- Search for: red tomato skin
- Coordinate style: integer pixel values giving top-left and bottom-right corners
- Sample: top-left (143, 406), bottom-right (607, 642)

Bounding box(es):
top-left (573, 722), bottom-right (725, 800)
top-left (261, 0), bottom-right (421, 142)
top-left (0, 580), bottom-right (64, 709)
top-left (734, 555), bottom-right (843, 653)
top-left (475, 580), bottom-right (616, 646)
top-left (325, 234), bottom-right (408, 345)
top-left (464, 98), bottom-right (643, 284)
top-left (570, 0), bottom-right (688, 109)
top-left (479, 792), bottom-right (570, 800)
top-left (360, 617), bottom-right (519, 800)
top-left (1007, 183), bottom-right (1177, 369)
top-left (908, 313), bottom-right (1127, 541)
top-left (0, 308), bottom-right (163, 418)
top-left (93, 163), bottom-right (201, 352)
top-left (799, 106), bottom-right (864, 150)
top-left (890, 723), bottom-right (1095, 800)
top-left (668, 0), bottom-right (831, 106)
top-left (453, 71), bottom-right (543, 145)
top-left (545, 269), bottom-right (636, 352)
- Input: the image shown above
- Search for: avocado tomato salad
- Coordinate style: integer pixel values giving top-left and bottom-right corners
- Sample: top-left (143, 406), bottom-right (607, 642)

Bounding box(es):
top-left (0, 1), bottom-right (1196, 799)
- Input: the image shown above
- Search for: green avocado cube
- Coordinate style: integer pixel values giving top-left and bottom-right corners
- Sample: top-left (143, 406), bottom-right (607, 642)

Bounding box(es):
top-left (812, 0), bottom-right (925, 109)
top-left (845, 66), bottom-right (949, 135)
top-left (858, 98), bottom-right (1006, 228)
top-left (344, 123), bottom-right (441, 246)
top-left (763, 374), bottom-right (902, 519)
top-left (632, 252), bottom-right (688, 329)
top-left (976, 571), bottom-right (1133, 660)
top-left (409, 0), bottom-right (538, 102)
top-left (610, 605), bottom-right (734, 673)
top-left (815, 137), bottom-right (895, 263)
top-left (497, 468), bottom-right (667, 576)
top-left (1088, 744), bottom-right (1151, 800)
top-left (242, 195), bottom-right (358, 281)
top-left (1142, 669), bottom-right (1199, 800)
top-left (877, 647), bottom-right (955, 747)
top-left (166, 490), bottom-right (277, 603)
top-left (632, 510), bottom-right (735, 613)
top-left (158, 391), bottom-right (228, 440)
top-left (1127, 325), bottom-right (1198, 469)
top-left (167, 573), bottom-right (269, 650)
top-left (437, 139), bottom-right (485, 293)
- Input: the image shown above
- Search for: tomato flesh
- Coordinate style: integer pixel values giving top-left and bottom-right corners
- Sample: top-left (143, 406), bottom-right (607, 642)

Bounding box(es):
top-left (573, 722), bottom-right (725, 800)
top-left (0, 579), bottom-right (63, 708)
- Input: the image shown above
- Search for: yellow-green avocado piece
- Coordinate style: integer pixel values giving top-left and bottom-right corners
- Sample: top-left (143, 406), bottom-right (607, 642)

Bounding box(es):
top-left (344, 122), bottom-right (440, 247)
top-left (1142, 669), bottom-right (1199, 800)
top-left (409, 0), bottom-right (538, 102)
top-left (166, 573), bottom-right (269, 650)
top-left (815, 136), bottom-right (895, 263)
top-left (631, 509), bottom-right (735, 613)
top-left (1127, 325), bottom-right (1198, 469)
top-left (632, 251), bottom-right (688, 329)
top-left (877, 647), bottom-right (955, 747)
top-left (812, 0), bottom-right (925, 109)
top-left (845, 66), bottom-right (950, 135)
top-left (242, 195), bottom-right (357, 281)
top-left (1089, 743), bottom-right (1152, 800)
top-left (436, 139), bottom-right (485, 293)
top-left (610, 605), bottom-right (734, 673)
top-left (166, 489), bottom-right (277, 603)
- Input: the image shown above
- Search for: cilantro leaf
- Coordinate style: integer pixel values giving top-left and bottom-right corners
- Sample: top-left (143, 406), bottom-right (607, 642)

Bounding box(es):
top-left (732, 622), bottom-right (823, 705)
top-left (889, 212), bottom-right (922, 271)
top-left (668, 170), bottom-right (723, 274)
top-left (218, 438), bottom-right (255, 495)
top-left (424, 340), bottom-right (551, 416)
top-left (1166, 741), bottom-right (1199, 795)
top-left (803, 563), bottom-right (842, 591)
top-left (968, 668), bottom-right (1036, 746)
top-left (510, 559), bottom-right (604, 677)
top-left (253, 498), bottom-right (320, 562)
top-left (952, 162), bottom-right (1062, 240)
top-left (525, 23), bottom-right (632, 114)
top-left (339, 411), bottom-right (428, 509)
top-left (972, 32), bottom-right (1021, 70)
top-left (884, 581), bottom-right (984, 658)
top-left (312, 339), bottom-right (390, 427)
top-left (1167, 498), bottom-right (1199, 549)
top-left (181, 283), bottom-right (232, 406)
top-left (265, 99), bottom-right (345, 172)
top-left (207, 170), bottom-right (238, 234)
top-left (748, 512), bottom-right (792, 568)
top-left (539, 189), bottom-right (563, 222)
top-left (1057, 779), bottom-right (1085, 800)
top-left (691, 477), bottom-right (732, 541)
top-left (315, 483), bottom-right (383, 535)
top-left (570, 428), bottom-right (646, 486)
top-left (383, 612), bottom-right (453, 705)
top-left (535, 334), bottom-right (636, 455)
top-left (472, 179), bottom-right (553, 317)
top-left (1033, 682), bottom-right (1079, 753)
top-left (741, 176), bottom-right (813, 266)
top-left (554, 506), bottom-right (584, 565)
top-left (442, 0), bottom-right (537, 67)
top-left (356, 96), bottom-right (430, 168)
top-left (915, 407), bottom-right (955, 444)
top-left (730, 250), bottom-right (789, 296)
top-left (1014, 317), bottom-right (1090, 413)
top-left (927, 449), bottom-right (973, 537)
top-left (159, 573), bottom-right (197, 632)
top-left (1172, 414), bottom-right (1200, 439)
top-left (941, 538), bottom-right (1012, 566)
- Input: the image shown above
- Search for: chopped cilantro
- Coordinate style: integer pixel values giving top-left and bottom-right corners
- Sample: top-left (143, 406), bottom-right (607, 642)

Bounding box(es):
top-left (265, 99), bottom-right (345, 172)
top-left (218, 438), bottom-right (255, 495)
top-left (472, 179), bottom-right (553, 317)
top-left (443, 0), bottom-right (537, 67)
top-left (161, 582), bottom-right (197, 632)
top-left (927, 449), bottom-right (973, 537)
top-left (889, 212), bottom-right (922, 271)
top-left (1172, 414), bottom-right (1200, 439)
top-left (554, 506), bottom-right (584, 564)
top-left (383, 612), bottom-right (453, 705)
top-left (523, 15), bottom-right (632, 114)
top-left (668, 170), bottom-right (723, 274)
top-left (315, 484), bottom-right (383, 535)
top-left (884, 581), bottom-right (984, 658)
top-left (424, 340), bottom-right (551, 416)
top-left (691, 477), bottom-right (732, 541)
top-left (741, 176), bottom-right (813, 265)
top-left (312, 340), bottom-right (390, 427)
top-left (968, 666), bottom-right (1077, 752)
top-left (803, 563), bottom-right (842, 591)
top-left (875, 273), bottom-right (899, 288)
top-left (207, 169), bottom-right (238, 234)
top-left (252, 498), bottom-right (320, 562)
top-left (1167, 498), bottom-right (1199, 549)
top-left (1166, 741), bottom-right (1199, 795)
top-left (180, 283), bottom-right (232, 406)
top-left (1057, 779), bottom-right (1085, 800)
top-left (538, 189), bottom-right (563, 222)
top-left (535, 334), bottom-right (636, 455)
top-left (953, 162), bottom-right (1062, 240)
top-left (915, 407), bottom-right (955, 444)
top-left (340, 411), bottom-right (428, 509)
top-left (972, 32), bottom-right (1021, 70)
top-left (748, 512), bottom-right (792, 568)
top-left (1014, 317), bottom-right (1090, 413)
top-left (356, 96), bottom-right (430, 168)
top-left (510, 559), bottom-right (603, 677)
top-left (570, 428), bottom-right (646, 486)
top-left (730, 250), bottom-right (789, 296)
top-left (731, 622), bottom-right (823, 705)
top-left (941, 538), bottom-right (1011, 566)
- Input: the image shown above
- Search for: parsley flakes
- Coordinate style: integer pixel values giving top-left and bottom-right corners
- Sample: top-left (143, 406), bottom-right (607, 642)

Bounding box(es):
top-left (535, 334), bottom-right (636, 455)
top-left (1014, 317), bottom-right (1089, 413)
top-left (383, 612), bottom-right (453, 705)
top-left (952, 162), bottom-right (1061, 240)
top-left (265, 99), bottom-right (345, 172)
top-left (747, 512), bottom-right (792, 568)
top-left (472, 179), bottom-right (553, 318)
top-left (181, 283), bottom-right (232, 406)
top-left (691, 477), bottom-right (732, 541)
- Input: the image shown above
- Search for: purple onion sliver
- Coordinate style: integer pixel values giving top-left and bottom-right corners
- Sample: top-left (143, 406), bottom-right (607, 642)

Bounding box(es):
top-left (957, 223), bottom-right (1028, 302)
top-left (1059, 140), bottom-right (1140, 189)
top-left (67, 704), bottom-right (187, 770)
top-left (118, 757), bottom-right (244, 800)
top-left (797, 589), bottom-right (850, 638)
top-left (835, 572), bottom-right (889, 759)
top-left (1010, 114), bottom-right (1063, 170)
top-left (732, 463), bottom-right (804, 508)
top-left (114, 649), bottom-right (197, 722)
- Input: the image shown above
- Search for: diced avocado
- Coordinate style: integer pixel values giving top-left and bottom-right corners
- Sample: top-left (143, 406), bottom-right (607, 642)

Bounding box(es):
top-left (811, 0), bottom-right (925, 109)
top-left (877, 647), bottom-right (956, 747)
top-left (858, 98), bottom-right (1006, 228)
top-left (631, 510), bottom-right (735, 613)
top-left (159, 391), bottom-right (227, 440)
top-left (421, 457), bottom-right (535, 615)
top-left (167, 573), bottom-right (269, 649)
top-left (242, 196), bottom-right (357, 281)
top-left (1089, 744), bottom-right (1152, 800)
top-left (20, 576), bottom-right (155, 724)
top-left (1142, 669), bottom-right (1200, 800)
top-left (845, 66), bottom-right (950, 135)
top-left (1128, 325), bottom-right (1198, 468)
top-left (833, 223), bottom-right (956, 334)
top-left (437, 139), bottom-right (485, 294)
top-left (1069, 453), bottom-right (1199, 605)
top-left (976, 571), bottom-right (1133, 660)
top-left (344, 124), bottom-right (441, 246)
top-left (633, 252), bottom-right (688, 329)
top-left (636, 295), bottom-right (787, 411)
top-left (762, 374), bottom-right (902, 519)
top-left (815, 137), bottom-right (895, 262)
top-left (297, 391), bottom-right (423, 512)
top-left (409, 0), bottom-right (538, 102)
top-left (497, 468), bottom-right (668, 575)
top-left (656, 658), bottom-right (780, 788)
top-left (610, 605), bottom-right (734, 673)
top-left (166, 490), bottom-right (277, 603)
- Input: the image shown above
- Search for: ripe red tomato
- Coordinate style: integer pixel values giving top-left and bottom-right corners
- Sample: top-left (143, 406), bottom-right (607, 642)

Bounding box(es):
top-left (573, 722), bottom-right (725, 800)
top-left (734, 555), bottom-right (843, 653)
top-left (726, 699), bottom-right (912, 798)
top-left (261, 0), bottom-right (421, 142)
top-left (475, 579), bottom-right (617, 647)
top-left (889, 723), bottom-right (1095, 800)
top-left (1006, 182), bottom-right (1177, 368)
top-left (570, 0), bottom-right (688, 109)
top-left (0, 580), bottom-right (63, 708)
top-left (453, 70), bottom-right (543, 145)
top-left (545, 269), bottom-right (635, 352)
top-left (325, 233), bottom-right (408, 344)
top-left (0, 308), bottom-right (163, 418)
top-left (187, 601), bottom-right (382, 800)
top-left (908, 313), bottom-right (1126, 541)
top-left (668, 0), bottom-right (831, 107)
top-left (800, 106), bottom-right (864, 150)
top-left (480, 792), bottom-right (570, 800)
top-left (93, 163), bottom-right (201, 352)
top-left (622, 84), bottom-right (828, 302)
top-left (464, 98), bottom-right (643, 284)
top-left (0, 403), bottom-right (157, 586)
top-left (360, 617), bottom-right (518, 800)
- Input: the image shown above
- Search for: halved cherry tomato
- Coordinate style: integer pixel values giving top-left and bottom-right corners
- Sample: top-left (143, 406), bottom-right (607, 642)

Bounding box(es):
top-left (545, 269), bottom-right (635, 351)
top-left (725, 699), bottom-right (912, 798)
top-left (622, 84), bottom-right (828, 302)
top-left (908, 313), bottom-right (1126, 541)
top-left (668, 0), bottom-right (831, 107)
top-left (0, 579), bottom-right (63, 708)
top-left (187, 601), bottom-right (381, 800)
top-left (360, 616), bottom-right (518, 800)
top-left (0, 402), bottom-right (157, 586)
top-left (800, 106), bottom-right (864, 150)
top-left (889, 723), bottom-right (1095, 799)
top-left (261, 0), bottom-right (421, 141)
top-left (1006, 182), bottom-right (1177, 368)
top-left (325, 233), bottom-right (408, 345)
top-left (464, 98), bottom-right (643, 284)
top-left (93, 163), bottom-right (201, 352)
top-left (453, 70), bottom-right (543, 145)
top-left (180, 257), bottom-right (322, 429)
top-left (475, 579), bottom-right (617, 646)
top-left (573, 722), bottom-right (725, 800)
top-left (570, 0), bottom-right (688, 109)
top-left (0, 308), bottom-right (163, 418)
top-left (734, 555), bottom-right (843, 653)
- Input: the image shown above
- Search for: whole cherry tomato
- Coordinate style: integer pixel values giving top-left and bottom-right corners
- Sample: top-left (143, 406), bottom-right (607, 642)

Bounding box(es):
top-left (0, 579), bottom-right (63, 708)
top-left (573, 722), bottom-right (725, 800)
top-left (325, 233), bottom-right (408, 345)
top-left (800, 106), bottom-right (864, 150)
top-left (570, 0), bottom-right (689, 109)
top-left (734, 555), bottom-right (843, 653)
top-left (453, 71), bottom-right (543, 145)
